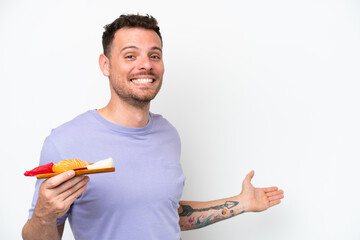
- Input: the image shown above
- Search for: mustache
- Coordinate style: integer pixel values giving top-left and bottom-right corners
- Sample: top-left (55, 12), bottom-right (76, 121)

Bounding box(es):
top-left (128, 71), bottom-right (159, 79)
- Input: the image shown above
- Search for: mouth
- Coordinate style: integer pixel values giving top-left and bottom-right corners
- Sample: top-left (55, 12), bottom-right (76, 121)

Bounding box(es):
top-left (130, 78), bottom-right (155, 84)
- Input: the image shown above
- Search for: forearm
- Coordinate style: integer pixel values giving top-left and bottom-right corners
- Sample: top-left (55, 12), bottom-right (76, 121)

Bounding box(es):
top-left (22, 216), bottom-right (61, 240)
top-left (179, 194), bottom-right (247, 231)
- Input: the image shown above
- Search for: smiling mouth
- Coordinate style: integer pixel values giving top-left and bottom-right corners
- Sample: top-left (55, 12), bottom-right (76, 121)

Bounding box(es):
top-left (131, 78), bottom-right (155, 84)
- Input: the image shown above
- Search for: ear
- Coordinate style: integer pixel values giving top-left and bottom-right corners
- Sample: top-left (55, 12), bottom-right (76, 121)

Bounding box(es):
top-left (99, 54), bottom-right (110, 77)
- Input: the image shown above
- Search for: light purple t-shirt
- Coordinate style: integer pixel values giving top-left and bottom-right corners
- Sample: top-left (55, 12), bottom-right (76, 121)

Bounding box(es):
top-left (28, 110), bottom-right (185, 240)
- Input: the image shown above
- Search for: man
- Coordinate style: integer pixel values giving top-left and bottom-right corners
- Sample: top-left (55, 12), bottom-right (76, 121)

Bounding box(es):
top-left (22, 14), bottom-right (284, 239)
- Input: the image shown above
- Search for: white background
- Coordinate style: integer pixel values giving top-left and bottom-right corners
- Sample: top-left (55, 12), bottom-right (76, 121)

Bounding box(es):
top-left (1, 0), bottom-right (360, 239)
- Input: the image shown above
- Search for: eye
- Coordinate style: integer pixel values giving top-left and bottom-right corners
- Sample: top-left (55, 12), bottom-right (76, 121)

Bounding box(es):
top-left (150, 55), bottom-right (161, 60)
top-left (125, 55), bottom-right (135, 59)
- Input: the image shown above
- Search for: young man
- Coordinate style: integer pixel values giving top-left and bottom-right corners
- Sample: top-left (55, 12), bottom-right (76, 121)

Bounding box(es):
top-left (22, 14), bottom-right (284, 240)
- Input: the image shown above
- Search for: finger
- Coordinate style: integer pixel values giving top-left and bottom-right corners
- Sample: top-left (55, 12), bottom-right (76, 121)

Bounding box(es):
top-left (44, 170), bottom-right (76, 189)
top-left (263, 186), bottom-right (278, 193)
top-left (269, 199), bottom-right (281, 207)
top-left (245, 170), bottom-right (255, 182)
top-left (63, 179), bottom-right (89, 206)
top-left (268, 193), bottom-right (284, 202)
top-left (56, 175), bottom-right (87, 195)
top-left (58, 176), bottom-right (89, 201)
top-left (266, 189), bottom-right (283, 197)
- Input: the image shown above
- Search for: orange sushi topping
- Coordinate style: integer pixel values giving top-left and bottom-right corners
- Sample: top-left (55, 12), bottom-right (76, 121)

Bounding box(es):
top-left (52, 159), bottom-right (89, 173)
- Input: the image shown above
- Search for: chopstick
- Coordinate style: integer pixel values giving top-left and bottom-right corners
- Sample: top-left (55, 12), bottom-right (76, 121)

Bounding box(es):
top-left (36, 167), bottom-right (115, 179)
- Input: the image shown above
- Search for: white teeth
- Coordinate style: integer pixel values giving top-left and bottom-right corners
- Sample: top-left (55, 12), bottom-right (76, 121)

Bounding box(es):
top-left (131, 78), bottom-right (154, 84)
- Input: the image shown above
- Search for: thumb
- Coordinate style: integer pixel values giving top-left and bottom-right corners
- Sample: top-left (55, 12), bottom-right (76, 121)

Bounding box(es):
top-left (241, 170), bottom-right (255, 194)
top-left (243, 170), bottom-right (254, 186)
top-left (246, 170), bottom-right (255, 181)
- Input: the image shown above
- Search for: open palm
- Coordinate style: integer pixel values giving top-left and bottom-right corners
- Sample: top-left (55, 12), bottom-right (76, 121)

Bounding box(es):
top-left (240, 170), bottom-right (284, 212)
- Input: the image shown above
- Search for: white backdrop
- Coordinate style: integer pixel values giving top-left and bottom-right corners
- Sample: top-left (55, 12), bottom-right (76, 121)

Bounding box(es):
top-left (1, 0), bottom-right (360, 239)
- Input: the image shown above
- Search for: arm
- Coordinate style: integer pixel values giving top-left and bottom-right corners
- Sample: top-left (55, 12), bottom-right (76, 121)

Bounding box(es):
top-left (57, 223), bottom-right (65, 237)
top-left (22, 171), bottom-right (89, 240)
top-left (179, 196), bottom-right (246, 230)
top-left (179, 170), bottom-right (284, 231)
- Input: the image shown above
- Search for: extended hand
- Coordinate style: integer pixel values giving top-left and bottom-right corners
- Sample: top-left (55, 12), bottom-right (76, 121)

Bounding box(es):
top-left (240, 170), bottom-right (284, 212)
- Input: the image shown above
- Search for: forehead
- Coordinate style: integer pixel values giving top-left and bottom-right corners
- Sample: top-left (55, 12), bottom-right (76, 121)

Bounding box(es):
top-left (112, 27), bottom-right (162, 51)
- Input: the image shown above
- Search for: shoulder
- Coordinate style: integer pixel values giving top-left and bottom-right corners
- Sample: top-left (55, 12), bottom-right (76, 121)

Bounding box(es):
top-left (44, 110), bottom-right (99, 149)
top-left (150, 112), bottom-right (178, 132)
top-left (42, 109), bottom-right (92, 135)
top-left (150, 113), bottom-right (181, 146)
top-left (39, 110), bottom-right (99, 162)
top-left (50, 110), bottom-right (95, 135)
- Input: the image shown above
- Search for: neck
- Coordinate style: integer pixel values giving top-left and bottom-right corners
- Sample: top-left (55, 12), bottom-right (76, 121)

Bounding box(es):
top-left (97, 96), bottom-right (151, 128)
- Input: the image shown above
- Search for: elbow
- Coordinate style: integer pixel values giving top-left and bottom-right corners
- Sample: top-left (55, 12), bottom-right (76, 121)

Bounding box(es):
top-left (22, 221), bottom-right (30, 240)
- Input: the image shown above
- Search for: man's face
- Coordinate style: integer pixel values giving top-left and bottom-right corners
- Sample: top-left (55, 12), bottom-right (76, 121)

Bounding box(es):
top-left (105, 27), bottom-right (164, 107)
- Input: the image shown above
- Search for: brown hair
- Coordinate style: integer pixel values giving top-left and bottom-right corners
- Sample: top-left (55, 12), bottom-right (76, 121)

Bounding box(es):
top-left (102, 14), bottom-right (162, 57)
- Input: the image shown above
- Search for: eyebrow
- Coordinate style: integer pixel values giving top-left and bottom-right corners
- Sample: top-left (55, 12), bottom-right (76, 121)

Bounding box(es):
top-left (151, 46), bottom-right (162, 52)
top-left (120, 46), bottom-right (162, 53)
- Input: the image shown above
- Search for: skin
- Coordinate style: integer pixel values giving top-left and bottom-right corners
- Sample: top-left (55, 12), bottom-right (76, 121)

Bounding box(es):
top-left (178, 170), bottom-right (284, 230)
top-left (97, 27), bottom-right (164, 128)
top-left (22, 27), bottom-right (164, 239)
top-left (22, 27), bottom-right (284, 238)
top-left (22, 171), bottom-right (89, 239)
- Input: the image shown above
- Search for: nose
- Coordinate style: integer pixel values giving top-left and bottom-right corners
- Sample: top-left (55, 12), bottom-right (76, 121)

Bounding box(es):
top-left (138, 56), bottom-right (153, 71)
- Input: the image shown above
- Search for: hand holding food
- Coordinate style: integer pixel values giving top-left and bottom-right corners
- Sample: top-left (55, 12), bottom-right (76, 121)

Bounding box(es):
top-left (32, 170), bottom-right (89, 225)
top-left (24, 158), bottom-right (115, 178)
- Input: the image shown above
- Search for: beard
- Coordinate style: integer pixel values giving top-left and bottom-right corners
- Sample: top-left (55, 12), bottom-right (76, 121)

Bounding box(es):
top-left (109, 71), bottom-right (162, 108)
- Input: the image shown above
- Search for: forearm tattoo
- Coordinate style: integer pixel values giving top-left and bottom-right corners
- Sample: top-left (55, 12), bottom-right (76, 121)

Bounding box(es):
top-left (179, 201), bottom-right (239, 216)
top-left (179, 201), bottom-right (245, 230)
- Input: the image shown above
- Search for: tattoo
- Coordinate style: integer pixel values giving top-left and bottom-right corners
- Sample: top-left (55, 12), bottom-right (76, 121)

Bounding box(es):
top-left (197, 214), bottom-right (216, 227)
top-left (182, 209), bottom-right (245, 230)
top-left (179, 201), bottom-right (239, 217)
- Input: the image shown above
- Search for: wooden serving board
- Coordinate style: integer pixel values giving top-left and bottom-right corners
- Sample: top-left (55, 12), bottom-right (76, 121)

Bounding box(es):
top-left (36, 167), bottom-right (115, 179)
